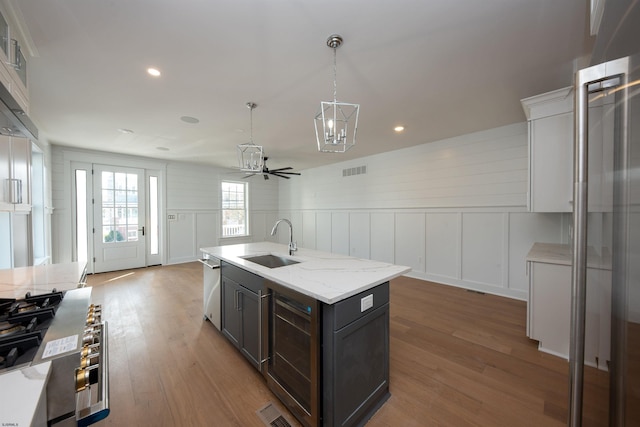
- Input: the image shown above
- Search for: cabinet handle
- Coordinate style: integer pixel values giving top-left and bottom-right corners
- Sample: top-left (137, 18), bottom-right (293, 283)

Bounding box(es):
top-left (7, 178), bottom-right (22, 204)
top-left (258, 291), bottom-right (270, 370)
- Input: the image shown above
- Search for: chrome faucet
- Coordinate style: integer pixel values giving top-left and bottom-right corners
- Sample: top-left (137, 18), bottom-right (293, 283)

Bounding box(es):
top-left (270, 218), bottom-right (297, 255)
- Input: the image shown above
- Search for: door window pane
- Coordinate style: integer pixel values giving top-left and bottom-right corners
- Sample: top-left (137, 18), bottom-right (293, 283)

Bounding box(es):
top-left (101, 171), bottom-right (139, 243)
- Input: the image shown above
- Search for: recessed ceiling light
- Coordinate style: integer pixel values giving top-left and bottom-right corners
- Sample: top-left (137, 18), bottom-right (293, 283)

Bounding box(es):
top-left (118, 128), bottom-right (134, 134)
top-left (394, 126), bottom-right (405, 132)
top-left (147, 67), bottom-right (161, 77)
top-left (180, 116), bottom-right (200, 124)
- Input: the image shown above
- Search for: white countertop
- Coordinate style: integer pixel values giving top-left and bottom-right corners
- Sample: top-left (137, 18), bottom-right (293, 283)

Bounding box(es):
top-left (525, 242), bottom-right (611, 270)
top-left (0, 262), bottom-right (86, 299)
top-left (201, 242), bottom-right (411, 304)
top-left (0, 361), bottom-right (51, 426)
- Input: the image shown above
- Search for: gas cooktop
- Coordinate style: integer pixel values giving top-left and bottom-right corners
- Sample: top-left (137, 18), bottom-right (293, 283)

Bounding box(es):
top-left (0, 290), bottom-right (65, 372)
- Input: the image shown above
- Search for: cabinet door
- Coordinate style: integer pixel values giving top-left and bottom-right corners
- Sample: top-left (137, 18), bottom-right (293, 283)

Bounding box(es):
top-left (0, 136), bottom-right (10, 210)
top-left (239, 287), bottom-right (260, 368)
top-left (529, 262), bottom-right (571, 355)
top-left (221, 277), bottom-right (241, 348)
top-left (530, 113), bottom-right (573, 212)
top-left (10, 137), bottom-right (31, 209)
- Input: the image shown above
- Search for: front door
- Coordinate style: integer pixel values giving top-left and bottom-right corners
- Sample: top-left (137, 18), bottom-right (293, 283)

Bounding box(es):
top-left (93, 165), bottom-right (146, 273)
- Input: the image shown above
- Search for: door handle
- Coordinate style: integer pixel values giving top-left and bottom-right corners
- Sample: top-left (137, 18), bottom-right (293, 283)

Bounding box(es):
top-left (139, 226), bottom-right (145, 236)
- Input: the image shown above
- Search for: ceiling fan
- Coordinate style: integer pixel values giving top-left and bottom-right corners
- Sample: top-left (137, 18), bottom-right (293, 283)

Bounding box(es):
top-left (244, 156), bottom-right (301, 180)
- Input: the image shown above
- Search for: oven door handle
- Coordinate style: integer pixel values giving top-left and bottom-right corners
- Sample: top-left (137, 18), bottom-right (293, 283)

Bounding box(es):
top-left (76, 321), bottom-right (110, 427)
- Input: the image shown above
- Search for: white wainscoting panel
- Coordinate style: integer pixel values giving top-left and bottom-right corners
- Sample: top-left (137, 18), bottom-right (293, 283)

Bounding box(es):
top-left (251, 212), bottom-right (269, 243)
top-left (316, 212), bottom-right (332, 252)
top-left (290, 211), bottom-right (304, 249)
top-left (349, 212), bottom-right (370, 259)
top-left (461, 213), bottom-right (505, 288)
top-left (331, 212), bottom-right (350, 255)
top-left (302, 211), bottom-right (316, 249)
top-left (167, 212), bottom-right (196, 264)
top-left (196, 212), bottom-right (218, 252)
top-left (425, 212), bottom-right (461, 281)
top-left (395, 213), bottom-right (426, 272)
top-left (370, 213), bottom-right (395, 264)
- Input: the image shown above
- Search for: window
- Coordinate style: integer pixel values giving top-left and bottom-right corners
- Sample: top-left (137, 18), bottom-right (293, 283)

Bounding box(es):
top-left (100, 171), bottom-right (139, 243)
top-left (221, 181), bottom-right (248, 237)
top-left (149, 175), bottom-right (159, 255)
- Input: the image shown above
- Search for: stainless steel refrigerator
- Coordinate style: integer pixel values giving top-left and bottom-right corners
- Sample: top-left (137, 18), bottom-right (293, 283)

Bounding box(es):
top-left (570, 2), bottom-right (640, 425)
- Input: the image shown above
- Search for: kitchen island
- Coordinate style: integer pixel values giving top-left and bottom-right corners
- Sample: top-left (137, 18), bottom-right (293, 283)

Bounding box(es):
top-left (201, 242), bottom-right (410, 427)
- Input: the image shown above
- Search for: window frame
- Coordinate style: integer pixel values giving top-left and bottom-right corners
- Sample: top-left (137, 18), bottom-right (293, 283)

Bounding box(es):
top-left (220, 180), bottom-right (249, 238)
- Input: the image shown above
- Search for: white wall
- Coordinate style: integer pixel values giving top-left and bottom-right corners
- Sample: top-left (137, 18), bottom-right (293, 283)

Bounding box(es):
top-left (49, 122), bottom-right (572, 300)
top-left (277, 123), bottom-right (569, 300)
top-left (51, 147), bottom-right (279, 267)
top-left (165, 161), bottom-right (278, 264)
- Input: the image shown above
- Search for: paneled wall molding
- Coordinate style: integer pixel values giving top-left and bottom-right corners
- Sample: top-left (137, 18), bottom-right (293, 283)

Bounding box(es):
top-left (276, 208), bottom-right (567, 301)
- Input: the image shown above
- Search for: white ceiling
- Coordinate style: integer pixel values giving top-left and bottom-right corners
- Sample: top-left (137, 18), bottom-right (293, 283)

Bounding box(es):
top-left (8, 0), bottom-right (593, 172)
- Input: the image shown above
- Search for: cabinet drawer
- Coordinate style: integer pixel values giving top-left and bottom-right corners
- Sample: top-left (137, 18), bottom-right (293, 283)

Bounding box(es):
top-left (221, 261), bottom-right (263, 293)
top-left (329, 282), bottom-right (389, 331)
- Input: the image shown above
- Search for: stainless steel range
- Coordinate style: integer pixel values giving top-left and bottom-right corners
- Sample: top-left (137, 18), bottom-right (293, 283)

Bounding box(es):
top-left (0, 286), bottom-right (109, 426)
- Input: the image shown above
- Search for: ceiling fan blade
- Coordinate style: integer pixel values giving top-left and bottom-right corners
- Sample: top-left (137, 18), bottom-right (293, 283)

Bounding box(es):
top-left (273, 171), bottom-right (300, 175)
top-left (270, 173), bottom-right (291, 179)
top-left (242, 173), bottom-right (256, 179)
top-left (269, 167), bottom-right (293, 172)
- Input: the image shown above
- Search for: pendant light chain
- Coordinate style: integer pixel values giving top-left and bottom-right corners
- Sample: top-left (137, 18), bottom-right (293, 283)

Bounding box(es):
top-left (249, 104), bottom-right (254, 143)
top-left (333, 46), bottom-right (338, 103)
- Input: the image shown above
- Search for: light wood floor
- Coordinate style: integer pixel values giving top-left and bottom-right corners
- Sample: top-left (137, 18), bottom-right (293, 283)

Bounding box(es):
top-left (87, 262), bottom-right (608, 426)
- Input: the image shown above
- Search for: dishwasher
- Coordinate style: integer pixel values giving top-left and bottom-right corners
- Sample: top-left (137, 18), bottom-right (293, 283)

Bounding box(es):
top-left (199, 257), bottom-right (221, 330)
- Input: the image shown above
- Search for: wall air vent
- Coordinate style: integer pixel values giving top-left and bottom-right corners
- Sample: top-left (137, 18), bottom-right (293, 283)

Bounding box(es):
top-left (342, 165), bottom-right (367, 177)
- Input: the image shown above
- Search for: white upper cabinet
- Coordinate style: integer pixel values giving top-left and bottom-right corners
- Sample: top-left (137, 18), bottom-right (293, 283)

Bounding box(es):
top-left (0, 135), bottom-right (31, 212)
top-left (521, 86), bottom-right (614, 213)
top-left (0, 7), bottom-right (29, 114)
top-left (521, 87), bottom-right (574, 212)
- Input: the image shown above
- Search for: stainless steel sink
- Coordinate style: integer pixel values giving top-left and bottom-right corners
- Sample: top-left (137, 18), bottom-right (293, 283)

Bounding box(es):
top-left (241, 254), bottom-right (300, 268)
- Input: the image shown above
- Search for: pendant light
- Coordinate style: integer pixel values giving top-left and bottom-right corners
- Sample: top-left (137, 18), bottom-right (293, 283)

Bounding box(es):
top-left (314, 34), bottom-right (360, 153)
top-left (237, 102), bottom-right (264, 172)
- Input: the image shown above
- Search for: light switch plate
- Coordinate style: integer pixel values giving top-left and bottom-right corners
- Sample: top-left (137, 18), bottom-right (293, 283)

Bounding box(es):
top-left (361, 294), bottom-right (373, 312)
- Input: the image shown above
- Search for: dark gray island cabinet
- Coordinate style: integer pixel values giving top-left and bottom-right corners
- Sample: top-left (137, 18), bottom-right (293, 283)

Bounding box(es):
top-left (219, 259), bottom-right (393, 427)
top-left (220, 260), bottom-right (264, 369)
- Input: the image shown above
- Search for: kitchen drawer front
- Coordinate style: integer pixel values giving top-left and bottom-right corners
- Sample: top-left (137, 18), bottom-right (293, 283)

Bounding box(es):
top-left (221, 261), bottom-right (263, 293)
top-left (330, 282), bottom-right (389, 331)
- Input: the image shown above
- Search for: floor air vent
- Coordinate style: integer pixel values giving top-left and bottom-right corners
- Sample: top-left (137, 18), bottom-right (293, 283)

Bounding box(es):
top-left (343, 165), bottom-right (367, 177)
top-left (256, 402), bottom-right (292, 427)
